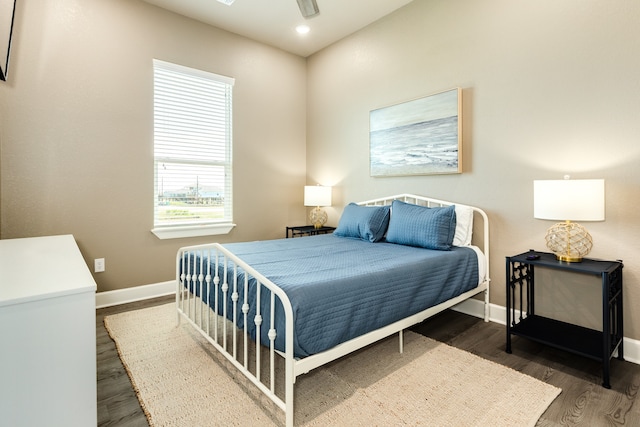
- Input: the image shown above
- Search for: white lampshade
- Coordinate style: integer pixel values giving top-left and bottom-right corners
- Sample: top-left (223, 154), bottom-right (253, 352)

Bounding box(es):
top-left (304, 185), bottom-right (332, 207)
top-left (534, 179), bottom-right (605, 221)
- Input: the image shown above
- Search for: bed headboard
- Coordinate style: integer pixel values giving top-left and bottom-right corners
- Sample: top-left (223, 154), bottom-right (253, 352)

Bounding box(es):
top-left (357, 194), bottom-right (490, 281)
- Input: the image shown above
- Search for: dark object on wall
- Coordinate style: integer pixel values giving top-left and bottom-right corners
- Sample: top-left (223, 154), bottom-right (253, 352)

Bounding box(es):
top-left (0, 0), bottom-right (16, 81)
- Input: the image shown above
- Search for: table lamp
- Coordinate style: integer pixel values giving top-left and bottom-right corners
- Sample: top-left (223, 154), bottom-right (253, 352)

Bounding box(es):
top-left (533, 177), bottom-right (605, 262)
top-left (304, 185), bottom-right (332, 229)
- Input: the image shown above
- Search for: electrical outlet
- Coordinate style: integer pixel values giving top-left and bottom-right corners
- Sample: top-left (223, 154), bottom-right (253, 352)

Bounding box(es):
top-left (94, 258), bottom-right (105, 273)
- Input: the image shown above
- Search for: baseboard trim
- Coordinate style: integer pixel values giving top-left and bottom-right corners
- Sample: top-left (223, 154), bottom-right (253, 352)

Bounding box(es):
top-left (97, 283), bottom-right (640, 365)
top-left (95, 281), bottom-right (174, 309)
top-left (452, 298), bottom-right (640, 365)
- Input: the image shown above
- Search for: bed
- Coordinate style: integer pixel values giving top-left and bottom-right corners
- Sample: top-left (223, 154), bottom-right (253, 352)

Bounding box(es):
top-left (176, 194), bottom-right (490, 426)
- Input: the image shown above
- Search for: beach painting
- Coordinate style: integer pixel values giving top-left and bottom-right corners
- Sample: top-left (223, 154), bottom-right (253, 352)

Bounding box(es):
top-left (370, 88), bottom-right (462, 176)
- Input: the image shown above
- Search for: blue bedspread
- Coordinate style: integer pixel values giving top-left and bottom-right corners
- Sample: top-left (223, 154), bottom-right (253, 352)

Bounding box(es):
top-left (187, 234), bottom-right (479, 358)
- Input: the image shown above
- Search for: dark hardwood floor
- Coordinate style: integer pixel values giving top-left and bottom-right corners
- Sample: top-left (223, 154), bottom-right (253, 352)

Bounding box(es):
top-left (97, 297), bottom-right (640, 426)
top-left (97, 296), bottom-right (174, 427)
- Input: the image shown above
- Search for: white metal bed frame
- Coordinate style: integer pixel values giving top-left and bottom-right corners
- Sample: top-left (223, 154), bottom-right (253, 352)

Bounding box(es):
top-left (176, 194), bottom-right (490, 427)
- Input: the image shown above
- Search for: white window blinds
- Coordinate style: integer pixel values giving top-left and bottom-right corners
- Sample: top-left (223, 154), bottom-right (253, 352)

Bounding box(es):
top-left (152, 60), bottom-right (234, 236)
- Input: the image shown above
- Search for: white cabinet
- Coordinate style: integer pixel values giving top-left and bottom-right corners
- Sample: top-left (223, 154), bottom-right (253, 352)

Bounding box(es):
top-left (0, 235), bottom-right (97, 426)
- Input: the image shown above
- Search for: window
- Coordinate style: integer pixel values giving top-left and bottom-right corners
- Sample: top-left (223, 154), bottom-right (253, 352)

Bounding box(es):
top-left (151, 60), bottom-right (235, 239)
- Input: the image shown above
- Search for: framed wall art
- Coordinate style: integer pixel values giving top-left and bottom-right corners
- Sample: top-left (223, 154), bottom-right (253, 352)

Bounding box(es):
top-left (370, 88), bottom-right (462, 177)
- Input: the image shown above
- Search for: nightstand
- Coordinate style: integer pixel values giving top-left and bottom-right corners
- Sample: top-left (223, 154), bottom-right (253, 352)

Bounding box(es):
top-left (286, 225), bottom-right (336, 238)
top-left (506, 250), bottom-right (623, 388)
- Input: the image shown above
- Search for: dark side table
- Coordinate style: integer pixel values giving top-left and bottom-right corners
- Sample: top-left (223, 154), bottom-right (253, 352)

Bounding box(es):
top-left (286, 225), bottom-right (335, 238)
top-left (506, 250), bottom-right (623, 388)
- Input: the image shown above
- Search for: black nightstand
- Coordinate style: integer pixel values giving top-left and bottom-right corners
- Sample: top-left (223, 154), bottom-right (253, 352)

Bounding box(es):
top-left (506, 250), bottom-right (623, 388)
top-left (285, 225), bottom-right (335, 238)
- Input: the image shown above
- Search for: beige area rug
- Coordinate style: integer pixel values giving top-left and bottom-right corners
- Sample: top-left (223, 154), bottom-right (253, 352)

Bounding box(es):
top-left (104, 303), bottom-right (561, 427)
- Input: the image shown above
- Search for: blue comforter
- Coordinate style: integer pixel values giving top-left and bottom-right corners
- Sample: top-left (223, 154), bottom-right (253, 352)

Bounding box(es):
top-left (186, 234), bottom-right (478, 358)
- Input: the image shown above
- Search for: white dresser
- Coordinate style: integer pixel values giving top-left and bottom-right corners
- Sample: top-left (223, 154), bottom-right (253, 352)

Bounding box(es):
top-left (0, 235), bottom-right (97, 426)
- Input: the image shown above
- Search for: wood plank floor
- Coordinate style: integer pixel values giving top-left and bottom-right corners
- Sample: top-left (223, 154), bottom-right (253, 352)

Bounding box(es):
top-left (97, 297), bottom-right (640, 426)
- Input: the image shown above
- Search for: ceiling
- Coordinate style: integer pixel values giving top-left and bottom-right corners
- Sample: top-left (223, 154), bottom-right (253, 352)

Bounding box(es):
top-left (141, 0), bottom-right (415, 57)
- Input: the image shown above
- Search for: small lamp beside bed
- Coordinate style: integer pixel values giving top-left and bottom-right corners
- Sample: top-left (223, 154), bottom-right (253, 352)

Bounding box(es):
top-left (534, 177), bottom-right (605, 262)
top-left (304, 185), bottom-right (332, 228)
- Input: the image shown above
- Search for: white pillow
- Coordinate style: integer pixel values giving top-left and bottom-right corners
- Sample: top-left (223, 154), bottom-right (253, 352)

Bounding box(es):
top-left (453, 204), bottom-right (474, 246)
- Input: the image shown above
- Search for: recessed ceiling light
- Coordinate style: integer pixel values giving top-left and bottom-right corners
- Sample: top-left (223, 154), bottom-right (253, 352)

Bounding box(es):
top-left (217, 0), bottom-right (235, 5)
top-left (296, 25), bottom-right (310, 35)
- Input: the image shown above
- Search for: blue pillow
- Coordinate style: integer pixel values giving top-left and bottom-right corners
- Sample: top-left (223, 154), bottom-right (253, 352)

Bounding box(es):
top-left (334, 203), bottom-right (391, 242)
top-left (385, 200), bottom-right (457, 250)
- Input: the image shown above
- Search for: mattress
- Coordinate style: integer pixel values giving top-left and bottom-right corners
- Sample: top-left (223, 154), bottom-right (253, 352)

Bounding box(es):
top-left (186, 234), bottom-right (481, 358)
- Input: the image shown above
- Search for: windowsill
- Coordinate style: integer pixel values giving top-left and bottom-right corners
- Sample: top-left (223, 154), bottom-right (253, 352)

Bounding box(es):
top-left (151, 223), bottom-right (236, 240)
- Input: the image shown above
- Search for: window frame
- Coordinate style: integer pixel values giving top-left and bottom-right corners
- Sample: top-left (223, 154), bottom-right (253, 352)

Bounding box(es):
top-left (151, 59), bottom-right (235, 240)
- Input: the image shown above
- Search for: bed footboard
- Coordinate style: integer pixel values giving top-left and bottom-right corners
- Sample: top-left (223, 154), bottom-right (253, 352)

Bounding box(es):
top-left (176, 243), bottom-right (296, 427)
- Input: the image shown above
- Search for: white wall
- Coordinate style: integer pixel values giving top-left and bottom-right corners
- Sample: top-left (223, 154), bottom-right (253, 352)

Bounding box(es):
top-left (306, 0), bottom-right (640, 339)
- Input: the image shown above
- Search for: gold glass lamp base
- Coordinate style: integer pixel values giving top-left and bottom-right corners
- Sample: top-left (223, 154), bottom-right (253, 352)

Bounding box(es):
top-left (309, 206), bottom-right (328, 229)
top-left (544, 220), bottom-right (593, 262)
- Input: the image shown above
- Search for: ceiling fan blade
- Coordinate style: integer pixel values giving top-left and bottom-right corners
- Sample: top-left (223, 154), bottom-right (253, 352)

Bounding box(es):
top-left (297, 0), bottom-right (319, 18)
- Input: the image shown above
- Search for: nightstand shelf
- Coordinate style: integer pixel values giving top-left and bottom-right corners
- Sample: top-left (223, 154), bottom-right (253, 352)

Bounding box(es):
top-left (510, 315), bottom-right (604, 361)
top-left (506, 250), bottom-right (623, 389)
